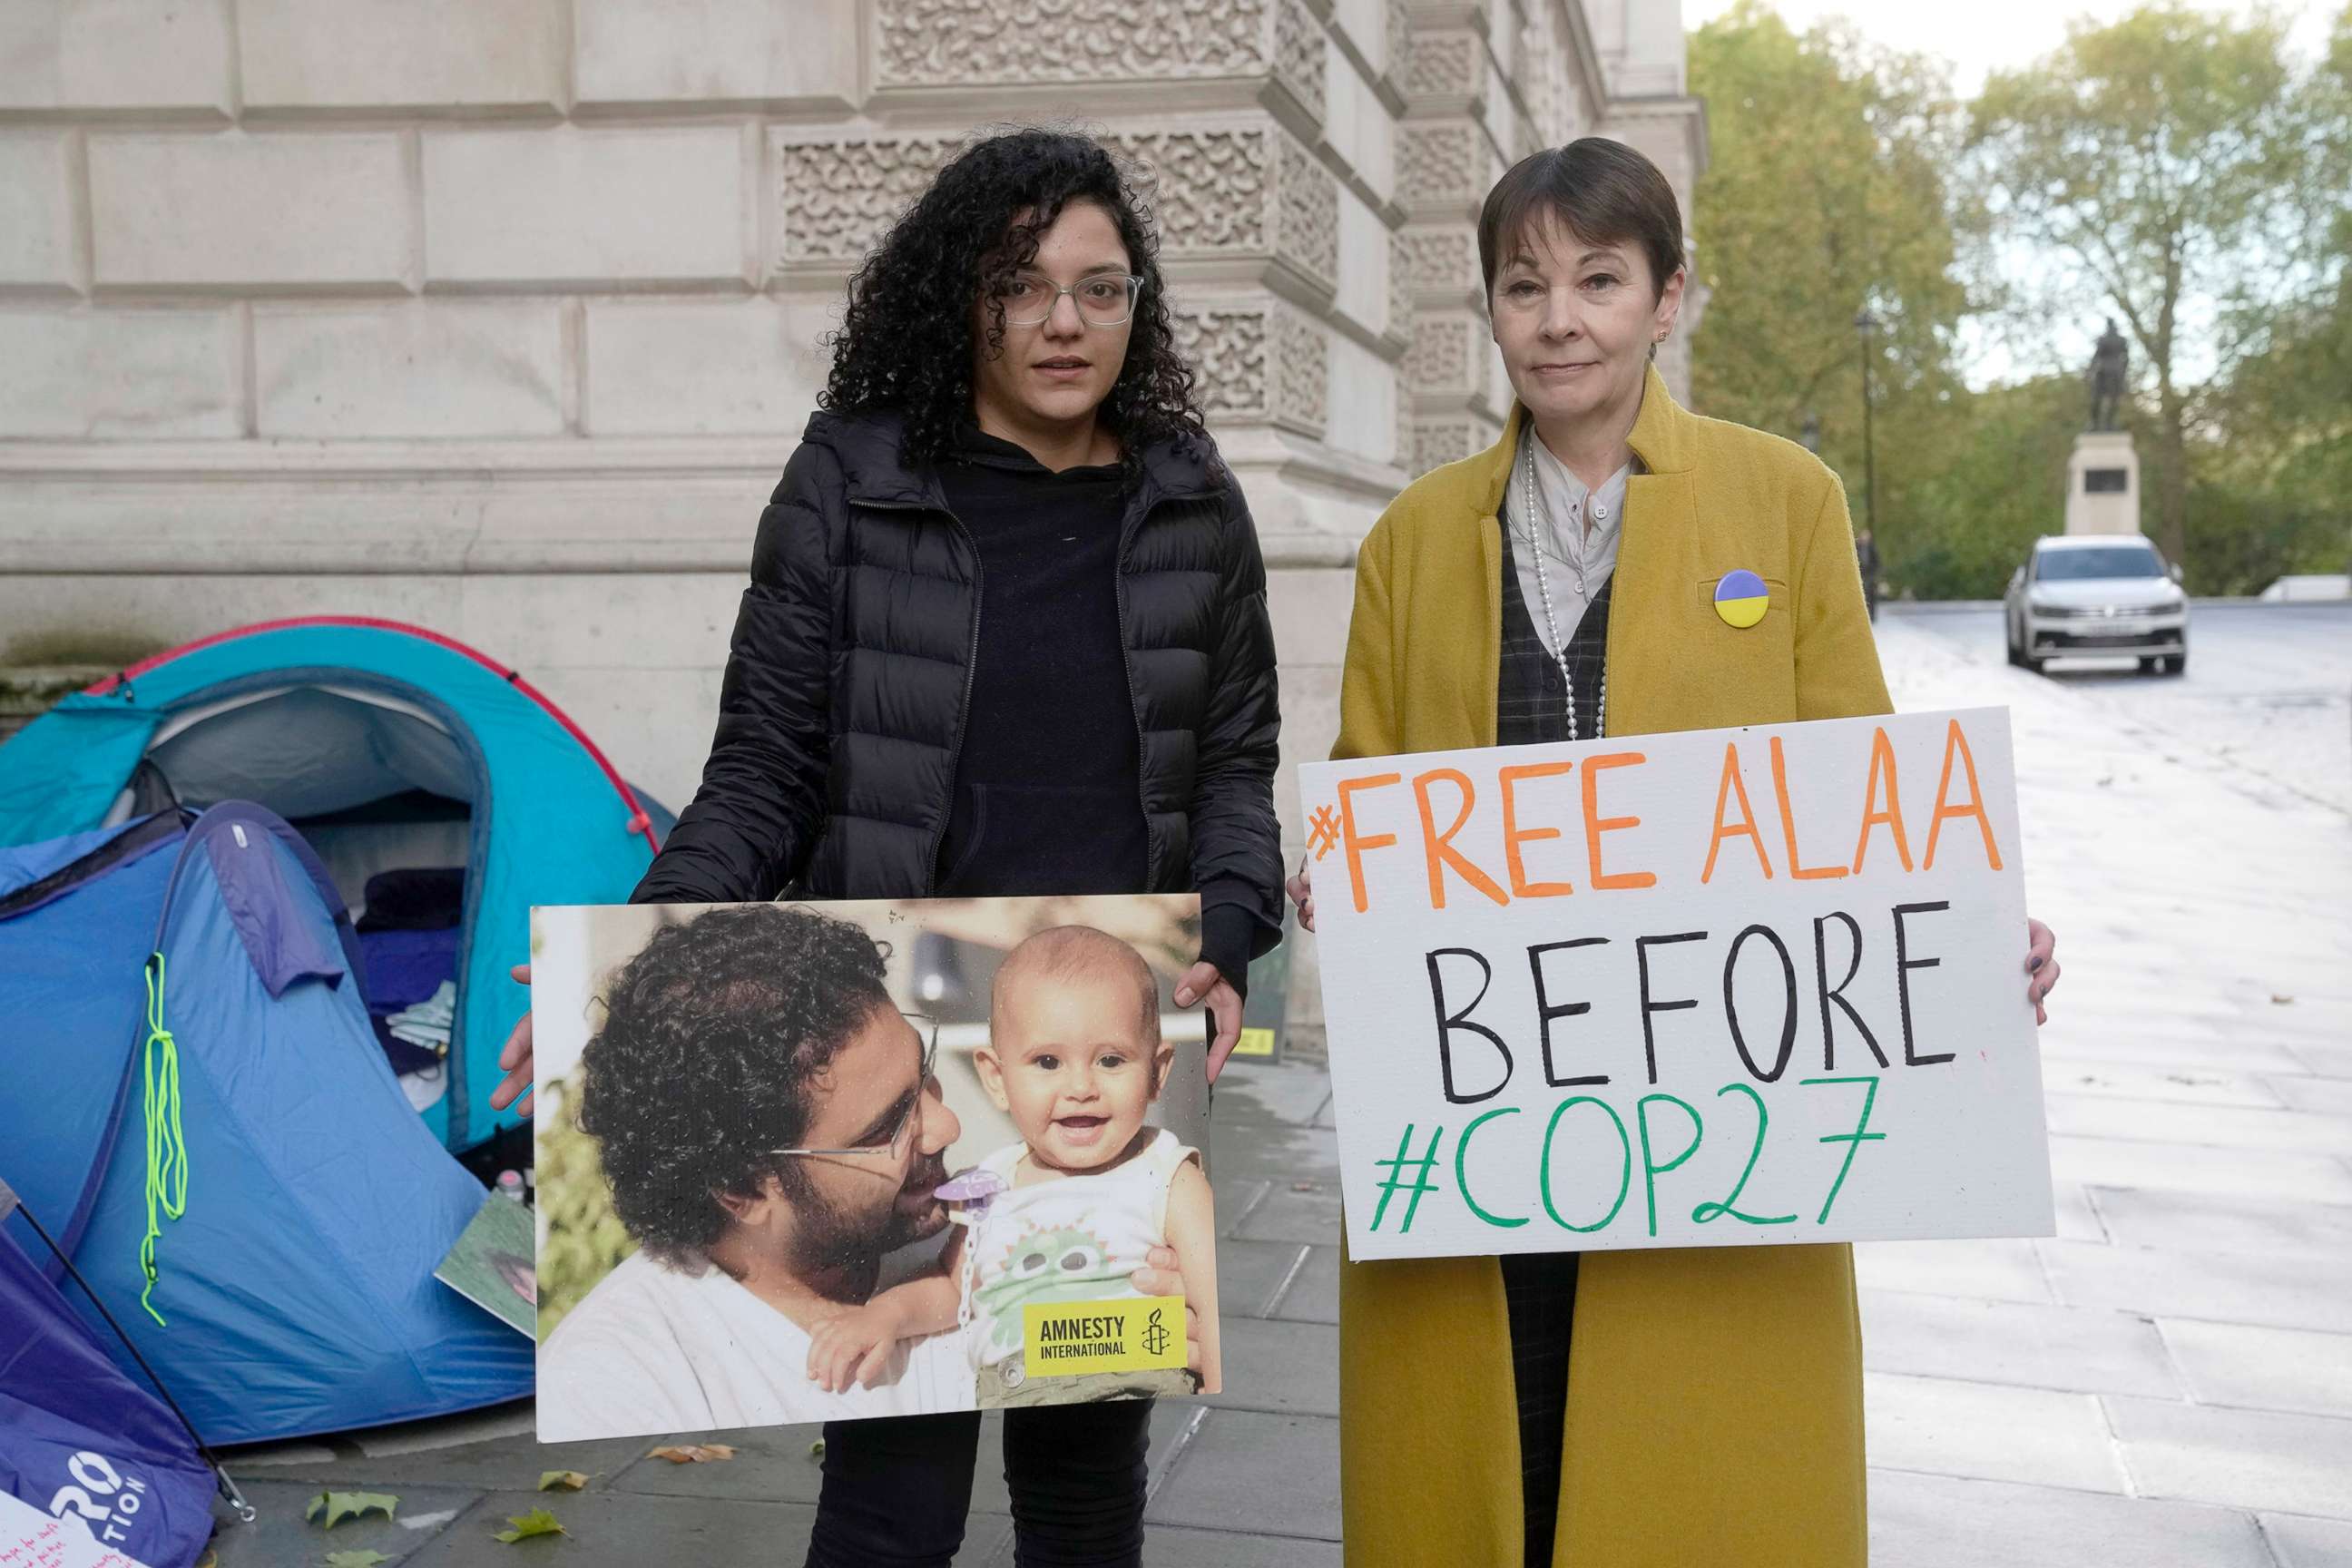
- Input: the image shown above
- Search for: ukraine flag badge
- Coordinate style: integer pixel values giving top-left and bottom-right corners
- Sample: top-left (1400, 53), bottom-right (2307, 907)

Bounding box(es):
top-left (1713, 569), bottom-right (1769, 629)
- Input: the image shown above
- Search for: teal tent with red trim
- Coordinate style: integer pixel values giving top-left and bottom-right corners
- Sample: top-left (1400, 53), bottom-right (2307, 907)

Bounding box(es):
top-left (0, 617), bottom-right (669, 1151)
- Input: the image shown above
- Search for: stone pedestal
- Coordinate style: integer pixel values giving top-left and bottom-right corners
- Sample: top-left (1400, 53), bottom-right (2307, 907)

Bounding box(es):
top-left (2065, 430), bottom-right (2141, 535)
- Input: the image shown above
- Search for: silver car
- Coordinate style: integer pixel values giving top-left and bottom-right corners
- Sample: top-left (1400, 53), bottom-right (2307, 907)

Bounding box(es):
top-left (2004, 534), bottom-right (2189, 675)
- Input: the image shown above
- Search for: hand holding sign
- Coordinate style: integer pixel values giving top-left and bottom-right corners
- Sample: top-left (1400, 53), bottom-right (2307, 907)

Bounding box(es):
top-left (1301, 708), bottom-right (2056, 1262)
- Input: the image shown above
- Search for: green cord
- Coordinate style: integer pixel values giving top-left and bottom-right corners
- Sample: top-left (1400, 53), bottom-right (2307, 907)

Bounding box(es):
top-left (140, 952), bottom-right (188, 1327)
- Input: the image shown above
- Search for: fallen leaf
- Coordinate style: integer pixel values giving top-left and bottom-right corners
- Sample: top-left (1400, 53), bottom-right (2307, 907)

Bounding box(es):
top-left (326, 1553), bottom-right (396, 1568)
top-left (647, 1444), bottom-right (736, 1464)
top-left (537, 1471), bottom-right (589, 1492)
top-left (1290, 1181), bottom-right (1318, 1192)
top-left (2271, 994), bottom-right (2295, 1004)
top-left (308, 1492), bottom-right (400, 1530)
top-left (195, 1554), bottom-right (218, 1568)
top-left (808, 1439), bottom-right (826, 1459)
top-left (493, 1508), bottom-right (568, 1544)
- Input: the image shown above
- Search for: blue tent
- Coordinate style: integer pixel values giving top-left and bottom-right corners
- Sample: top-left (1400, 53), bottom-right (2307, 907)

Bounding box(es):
top-left (0, 805), bottom-right (534, 1445)
top-left (0, 1219), bottom-right (221, 1568)
top-left (0, 617), bottom-right (669, 1150)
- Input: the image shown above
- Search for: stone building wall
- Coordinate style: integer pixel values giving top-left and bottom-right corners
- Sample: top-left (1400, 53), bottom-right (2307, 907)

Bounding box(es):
top-left (0, 0), bottom-right (1701, 1030)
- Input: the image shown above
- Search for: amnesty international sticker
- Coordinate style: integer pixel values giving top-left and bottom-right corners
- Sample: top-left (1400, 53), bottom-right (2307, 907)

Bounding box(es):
top-left (1230, 1026), bottom-right (1277, 1059)
top-left (1021, 1296), bottom-right (1187, 1377)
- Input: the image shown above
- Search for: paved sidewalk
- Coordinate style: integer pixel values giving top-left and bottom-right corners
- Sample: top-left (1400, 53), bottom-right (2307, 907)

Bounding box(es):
top-left (205, 609), bottom-right (2352, 1567)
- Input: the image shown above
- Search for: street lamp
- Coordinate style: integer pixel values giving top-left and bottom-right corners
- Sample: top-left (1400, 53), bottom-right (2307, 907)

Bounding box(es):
top-left (1854, 308), bottom-right (1878, 545)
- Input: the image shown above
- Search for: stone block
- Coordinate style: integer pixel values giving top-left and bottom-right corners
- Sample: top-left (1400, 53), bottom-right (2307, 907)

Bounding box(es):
top-left (2109, 1395), bottom-right (2352, 1517)
top-left (397, 1489), bottom-right (819, 1566)
top-left (1265, 567), bottom-right (1357, 672)
top-left (2038, 1056), bottom-right (2285, 1108)
top-left (2090, 1187), bottom-right (2352, 1259)
top-left (1142, 1528), bottom-right (1342, 1568)
top-left (2040, 1238), bottom-right (2352, 1334)
top-left (1208, 1318), bottom-right (1338, 1416)
top-left (0, 132), bottom-right (74, 288)
top-left (424, 126), bottom-right (746, 287)
top-left (525, 665), bottom-right (720, 812)
top-left (255, 301), bottom-right (564, 438)
top-left (583, 297), bottom-right (829, 436)
top-left (573, 0), bottom-right (859, 108)
top-left (1144, 1409), bottom-right (1340, 1542)
top-left (1325, 332), bottom-right (1398, 467)
top-left (1863, 1372), bottom-right (2125, 1493)
top-left (2044, 1093), bottom-right (2352, 1156)
top-left (2262, 1512), bottom-right (2352, 1567)
top-left (1867, 1470), bottom-right (2274, 1568)
top-left (456, 573), bottom-right (739, 675)
top-left (1332, 189), bottom-right (1390, 338)
top-left (1857, 1289), bottom-right (2180, 1397)
top-left (1272, 1244), bottom-right (1340, 1323)
top-left (2160, 1318), bottom-right (2352, 1419)
top-left (2274, 1073), bottom-right (2352, 1115)
top-left (239, 0), bottom-right (562, 112)
top-left (0, 0), bottom-right (232, 114)
top-left (1217, 1238), bottom-right (1313, 1318)
top-left (89, 132), bottom-right (412, 289)
top-left (1232, 1180), bottom-right (1344, 1247)
top-left (0, 308), bottom-right (239, 437)
top-left (2047, 1132), bottom-right (2352, 1205)
top-left (1853, 1231), bottom-right (2060, 1307)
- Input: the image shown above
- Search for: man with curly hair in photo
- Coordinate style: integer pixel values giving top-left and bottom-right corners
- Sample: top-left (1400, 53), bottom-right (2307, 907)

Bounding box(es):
top-left (537, 904), bottom-right (976, 1435)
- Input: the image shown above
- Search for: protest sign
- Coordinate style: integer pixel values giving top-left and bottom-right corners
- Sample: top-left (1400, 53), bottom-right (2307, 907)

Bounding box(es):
top-left (530, 896), bottom-right (1219, 1441)
top-left (1300, 707), bottom-right (2053, 1261)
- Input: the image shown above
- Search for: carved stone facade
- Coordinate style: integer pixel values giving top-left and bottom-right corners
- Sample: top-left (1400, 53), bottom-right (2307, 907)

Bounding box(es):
top-left (0, 0), bottom-right (1702, 1038)
top-left (1394, 0), bottom-right (1709, 475)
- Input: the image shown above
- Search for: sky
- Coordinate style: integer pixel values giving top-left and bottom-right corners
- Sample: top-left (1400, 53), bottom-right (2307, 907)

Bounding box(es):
top-left (1683, 0), bottom-right (2338, 100)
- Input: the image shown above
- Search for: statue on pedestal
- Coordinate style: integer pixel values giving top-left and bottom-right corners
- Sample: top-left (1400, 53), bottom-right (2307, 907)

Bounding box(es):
top-left (2086, 317), bottom-right (2129, 432)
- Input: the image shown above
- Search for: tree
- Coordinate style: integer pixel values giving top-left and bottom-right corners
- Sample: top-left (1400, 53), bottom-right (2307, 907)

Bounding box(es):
top-left (1687, 4), bottom-right (1975, 586)
top-left (1969, 5), bottom-right (2321, 572)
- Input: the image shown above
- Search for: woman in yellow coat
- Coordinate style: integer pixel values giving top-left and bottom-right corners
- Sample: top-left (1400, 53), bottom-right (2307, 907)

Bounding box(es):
top-left (1289, 140), bottom-right (2063, 1566)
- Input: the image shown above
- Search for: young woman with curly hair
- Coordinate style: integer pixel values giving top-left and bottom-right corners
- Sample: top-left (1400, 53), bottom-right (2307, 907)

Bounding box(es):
top-left (489, 127), bottom-right (1284, 1567)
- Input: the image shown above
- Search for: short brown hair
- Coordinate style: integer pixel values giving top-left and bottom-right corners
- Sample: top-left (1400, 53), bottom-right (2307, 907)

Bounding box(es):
top-left (1476, 138), bottom-right (1686, 301)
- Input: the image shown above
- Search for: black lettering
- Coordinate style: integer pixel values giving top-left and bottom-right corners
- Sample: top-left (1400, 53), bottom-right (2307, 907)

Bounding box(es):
top-left (1723, 923), bottom-right (1798, 1083)
top-left (1813, 911), bottom-right (1888, 1070)
top-left (1636, 931), bottom-right (1708, 1084)
top-left (1527, 937), bottom-right (1611, 1086)
top-left (1427, 947), bottom-right (1512, 1102)
top-left (1892, 901), bottom-right (1955, 1065)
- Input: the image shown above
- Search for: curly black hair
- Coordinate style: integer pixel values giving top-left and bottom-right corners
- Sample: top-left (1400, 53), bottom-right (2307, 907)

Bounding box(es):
top-left (576, 904), bottom-right (892, 1266)
top-left (819, 126), bottom-right (1206, 472)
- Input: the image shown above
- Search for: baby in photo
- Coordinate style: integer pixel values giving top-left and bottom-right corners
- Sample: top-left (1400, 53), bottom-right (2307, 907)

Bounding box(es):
top-left (808, 925), bottom-right (1221, 1406)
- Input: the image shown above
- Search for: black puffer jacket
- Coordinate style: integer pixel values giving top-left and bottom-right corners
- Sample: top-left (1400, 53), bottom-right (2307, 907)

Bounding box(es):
top-left (634, 409), bottom-right (1286, 963)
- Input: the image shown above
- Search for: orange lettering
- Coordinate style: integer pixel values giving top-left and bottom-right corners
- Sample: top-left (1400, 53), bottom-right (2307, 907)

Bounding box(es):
top-left (1413, 768), bottom-right (1509, 909)
top-left (1924, 719), bottom-right (2004, 870)
top-left (1850, 725), bottom-right (1915, 873)
top-left (1580, 752), bottom-right (1657, 891)
top-left (1338, 772), bottom-right (1402, 914)
top-left (1700, 742), bottom-right (1773, 884)
top-left (1770, 735), bottom-right (1848, 881)
top-left (1500, 760), bottom-right (1577, 898)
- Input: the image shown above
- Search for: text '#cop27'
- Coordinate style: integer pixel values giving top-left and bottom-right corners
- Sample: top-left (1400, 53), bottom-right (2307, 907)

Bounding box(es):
top-left (1301, 710), bottom-right (2052, 1256)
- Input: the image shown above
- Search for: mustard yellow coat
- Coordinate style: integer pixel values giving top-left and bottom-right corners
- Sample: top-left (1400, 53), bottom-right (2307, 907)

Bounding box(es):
top-left (1334, 366), bottom-right (1891, 1567)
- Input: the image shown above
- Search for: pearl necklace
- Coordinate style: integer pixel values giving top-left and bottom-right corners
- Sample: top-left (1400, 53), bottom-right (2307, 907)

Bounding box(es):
top-left (1519, 436), bottom-right (1608, 741)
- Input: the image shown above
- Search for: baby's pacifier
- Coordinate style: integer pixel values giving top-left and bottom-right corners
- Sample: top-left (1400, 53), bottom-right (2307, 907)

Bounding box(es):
top-left (936, 1167), bottom-right (1008, 1224)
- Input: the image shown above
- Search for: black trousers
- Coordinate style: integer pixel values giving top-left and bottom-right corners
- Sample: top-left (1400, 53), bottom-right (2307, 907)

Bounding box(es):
top-left (1503, 1250), bottom-right (1581, 1567)
top-left (803, 1399), bottom-right (1152, 1568)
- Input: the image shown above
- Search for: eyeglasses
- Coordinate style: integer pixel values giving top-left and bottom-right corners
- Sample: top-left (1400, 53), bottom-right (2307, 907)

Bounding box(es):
top-left (765, 1014), bottom-right (939, 1161)
top-left (997, 271), bottom-right (1143, 328)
